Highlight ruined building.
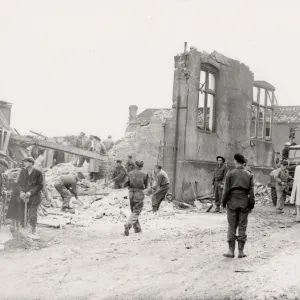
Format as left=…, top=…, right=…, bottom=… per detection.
left=110, top=46, right=276, bottom=200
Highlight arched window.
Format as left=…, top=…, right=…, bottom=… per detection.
left=198, top=64, right=218, bottom=132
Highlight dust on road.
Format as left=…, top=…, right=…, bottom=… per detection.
left=1, top=200, right=300, bottom=300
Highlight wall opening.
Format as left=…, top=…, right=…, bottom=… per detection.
left=251, top=84, right=274, bottom=141
left=198, top=64, right=218, bottom=132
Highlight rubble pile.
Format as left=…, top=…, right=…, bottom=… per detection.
left=254, top=183, right=272, bottom=204
left=38, top=188, right=179, bottom=227
left=107, top=132, right=137, bottom=158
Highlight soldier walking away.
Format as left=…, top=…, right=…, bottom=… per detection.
left=103, top=135, right=114, bottom=152
left=54, top=172, right=85, bottom=212
left=212, top=156, right=228, bottom=213
left=18, top=157, right=44, bottom=239
left=125, top=155, right=135, bottom=173
left=151, top=165, right=170, bottom=212
left=274, top=160, right=291, bottom=214
left=222, top=153, right=255, bottom=259
left=124, top=161, right=148, bottom=236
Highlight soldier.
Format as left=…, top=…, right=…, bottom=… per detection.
left=151, top=165, right=170, bottom=212
left=282, top=142, right=291, bottom=160
left=111, top=160, right=127, bottom=189
left=54, top=172, right=85, bottom=212
left=125, top=155, right=135, bottom=173
left=103, top=135, right=114, bottom=152
left=222, top=153, right=255, bottom=259
left=124, top=161, right=148, bottom=236
left=18, top=157, right=44, bottom=238
left=212, top=156, right=228, bottom=212
left=274, top=160, right=291, bottom=214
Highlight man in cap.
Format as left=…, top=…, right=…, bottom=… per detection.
left=124, top=161, right=148, bottom=236
left=54, top=172, right=85, bottom=212
left=282, top=142, right=291, bottom=161
left=18, top=157, right=43, bottom=238
left=103, top=135, right=114, bottom=152
left=212, top=156, right=228, bottom=213
left=125, top=155, right=135, bottom=174
left=111, top=160, right=127, bottom=189
left=151, top=165, right=170, bottom=212
left=273, top=160, right=292, bottom=213
left=222, top=153, right=255, bottom=259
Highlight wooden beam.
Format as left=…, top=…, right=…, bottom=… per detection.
left=10, top=133, right=108, bottom=161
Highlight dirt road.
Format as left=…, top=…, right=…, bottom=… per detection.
left=1, top=201, right=300, bottom=300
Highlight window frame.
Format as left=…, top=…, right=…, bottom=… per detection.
left=198, top=64, right=217, bottom=133
left=251, top=85, right=274, bottom=141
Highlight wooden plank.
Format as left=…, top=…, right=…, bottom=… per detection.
left=2, top=131, right=11, bottom=154
left=37, top=217, right=71, bottom=228
left=0, top=128, right=4, bottom=150
left=10, top=133, right=108, bottom=161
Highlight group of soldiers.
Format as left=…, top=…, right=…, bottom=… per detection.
left=2, top=154, right=171, bottom=239
left=3, top=148, right=296, bottom=259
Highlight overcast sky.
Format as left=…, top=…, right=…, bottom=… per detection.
left=0, top=0, right=298, bottom=140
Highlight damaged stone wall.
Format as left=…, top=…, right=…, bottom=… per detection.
left=172, top=48, right=275, bottom=199
left=108, top=108, right=172, bottom=173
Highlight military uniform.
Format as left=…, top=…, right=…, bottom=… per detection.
left=125, top=161, right=135, bottom=173
left=124, top=168, right=148, bottom=235
left=274, top=167, right=290, bottom=211
left=212, top=164, right=228, bottom=209
left=222, top=165, right=255, bottom=256
left=152, top=169, right=170, bottom=211
left=112, top=165, right=127, bottom=189
left=54, top=175, right=78, bottom=209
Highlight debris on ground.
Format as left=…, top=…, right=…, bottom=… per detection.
left=254, top=182, right=272, bottom=204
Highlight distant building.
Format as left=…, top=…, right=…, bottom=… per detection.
left=272, top=106, right=300, bottom=151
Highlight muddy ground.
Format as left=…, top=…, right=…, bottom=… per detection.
left=1, top=200, right=300, bottom=300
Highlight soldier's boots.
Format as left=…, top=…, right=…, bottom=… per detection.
left=124, top=224, right=130, bottom=236
left=134, top=227, right=142, bottom=233
left=28, top=226, right=40, bottom=240
left=238, top=241, right=247, bottom=258
left=32, top=226, right=37, bottom=235
left=223, top=241, right=235, bottom=258
left=214, top=206, right=220, bottom=213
